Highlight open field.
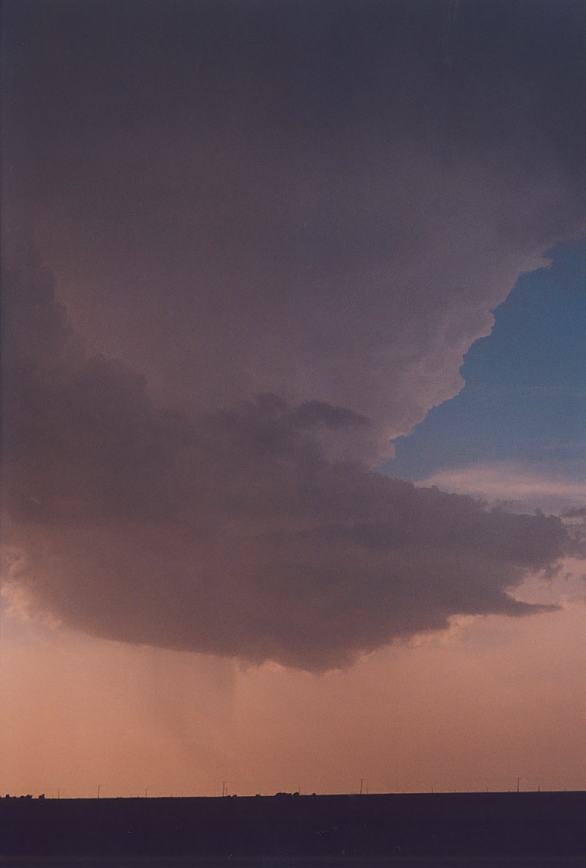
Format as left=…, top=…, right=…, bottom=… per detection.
left=1, top=791, right=586, bottom=866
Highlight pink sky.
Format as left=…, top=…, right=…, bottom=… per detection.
left=3, top=564, right=585, bottom=798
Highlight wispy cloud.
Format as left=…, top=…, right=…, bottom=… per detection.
left=421, top=463, right=586, bottom=515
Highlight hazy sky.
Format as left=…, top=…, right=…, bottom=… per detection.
left=1, top=0, right=585, bottom=796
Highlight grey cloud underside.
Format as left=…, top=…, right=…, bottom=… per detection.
left=4, top=1, right=586, bottom=454
left=2, top=1, right=585, bottom=668
left=1, top=260, right=574, bottom=671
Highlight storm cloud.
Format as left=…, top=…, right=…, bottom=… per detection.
left=2, top=0, right=585, bottom=668
left=1, top=252, right=578, bottom=670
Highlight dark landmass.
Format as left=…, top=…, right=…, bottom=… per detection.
left=1, top=791, right=586, bottom=867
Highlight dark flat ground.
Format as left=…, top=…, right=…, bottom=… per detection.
left=1, top=791, right=586, bottom=866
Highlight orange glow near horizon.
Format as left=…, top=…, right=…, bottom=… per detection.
left=2, top=569, right=585, bottom=799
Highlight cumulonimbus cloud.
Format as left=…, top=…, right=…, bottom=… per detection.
left=1, top=252, right=581, bottom=670
left=2, top=1, right=585, bottom=669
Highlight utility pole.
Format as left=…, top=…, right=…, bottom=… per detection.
left=222, top=781, right=228, bottom=797
left=97, top=784, right=101, bottom=800
left=516, top=777, right=520, bottom=793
